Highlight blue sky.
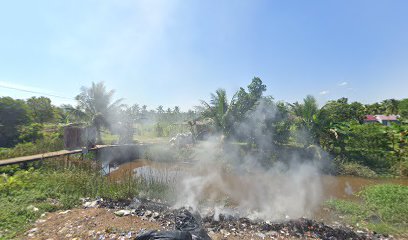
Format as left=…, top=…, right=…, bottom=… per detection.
left=0, top=0, right=407, bottom=110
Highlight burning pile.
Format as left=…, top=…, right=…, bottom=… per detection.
left=97, top=198, right=390, bottom=240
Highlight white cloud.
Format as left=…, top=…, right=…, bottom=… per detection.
left=338, top=81, right=348, bottom=86
left=319, top=90, right=329, bottom=95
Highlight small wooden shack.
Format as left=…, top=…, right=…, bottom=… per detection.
left=63, top=124, right=97, bottom=149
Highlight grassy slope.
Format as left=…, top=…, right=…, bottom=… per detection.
left=326, top=184, right=408, bottom=235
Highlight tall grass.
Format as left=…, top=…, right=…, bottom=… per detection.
left=326, top=184, right=408, bottom=235
left=0, top=156, right=174, bottom=239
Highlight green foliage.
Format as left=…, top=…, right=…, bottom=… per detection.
left=326, top=199, right=365, bottom=216
left=69, top=81, right=123, bottom=143
left=200, top=77, right=267, bottom=137
left=336, top=161, right=378, bottom=178
left=0, top=97, right=31, bottom=147
left=200, top=88, right=235, bottom=136
left=0, top=131, right=63, bottom=160
left=319, top=98, right=365, bottom=124
left=399, top=99, right=408, bottom=118
left=345, top=123, right=392, bottom=171
left=26, top=97, right=55, bottom=123
left=359, top=184, right=408, bottom=224
left=0, top=160, right=174, bottom=239
left=326, top=184, right=408, bottom=234
left=18, top=123, right=44, bottom=143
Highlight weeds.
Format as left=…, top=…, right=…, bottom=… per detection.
left=0, top=157, right=173, bottom=239
left=326, top=184, right=408, bottom=235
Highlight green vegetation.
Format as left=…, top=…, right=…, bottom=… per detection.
left=335, top=161, right=378, bottom=178
left=195, top=80, right=408, bottom=176
left=0, top=158, right=173, bottom=239
left=0, top=125, right=64, bottom=159
left=64, top=82, right=124, bottom=143
left=326, top=184, right=408, bottom=235
left=0, top=79, right=407, bottom=238
left=2, top=79, right=406, bottom=176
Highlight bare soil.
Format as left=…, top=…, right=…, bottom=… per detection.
left=22, top=208, right=278, bottom=240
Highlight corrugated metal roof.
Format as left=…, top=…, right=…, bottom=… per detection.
left=375, top=115, right=399, bottom=121
left=364, top=115, right=377, bottom=121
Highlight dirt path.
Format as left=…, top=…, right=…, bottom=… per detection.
left=22, top=208, right=276, bottom=240
left=23, top=208, right=162, bottom=239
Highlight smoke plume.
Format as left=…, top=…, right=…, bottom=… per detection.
left=174, top=100, right=325, bottom=221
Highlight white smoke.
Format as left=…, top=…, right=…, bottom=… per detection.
left=173, top=100, right=325, bottom=221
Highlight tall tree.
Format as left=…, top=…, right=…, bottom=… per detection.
left=289, top=95, right=319, bottom=145
left=73, top=82, right=123, bottom=143
left=200, top=88, right=235, bottom=136
left=290, top=95, right=318, bottom=124
left=382, top=99, right=400, bottom=115
left=233, top=77, right=267, bottom=122
left=0, top=97, right=31, bottom=147
left=399, top=99, right=408, bottom=118
left=26, top=96, right=55, bottom=123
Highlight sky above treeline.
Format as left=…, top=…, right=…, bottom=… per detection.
left=0, top=0, right=407, bottom=110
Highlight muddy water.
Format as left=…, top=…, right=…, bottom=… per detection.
left=321, top=175, right=408, bottom=201
left=109, top=159, right=408, bottom=201
left=108, top=159, right=408, bottom=223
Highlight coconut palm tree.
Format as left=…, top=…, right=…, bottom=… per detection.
left=200, top=88, right=235, bottom=136
left=382, top=99, right=400, bottom=115
left=67, top=82, right=123, bottom=143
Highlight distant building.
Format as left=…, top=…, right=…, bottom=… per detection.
left=363, top=115, right=378, bottom=124
left=363, top=115, right=399, bottom=126
left=375, top=115, right=399, bottom=126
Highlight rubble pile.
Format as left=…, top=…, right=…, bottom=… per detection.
left=97, top=198, right=392, bottom=240
left=203, top=214, right=367, bottom=239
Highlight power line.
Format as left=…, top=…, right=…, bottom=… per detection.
left=0, top=84, right=75, bottom=100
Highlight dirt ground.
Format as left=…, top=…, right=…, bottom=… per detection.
left=22, top=208, right=282, bottom=240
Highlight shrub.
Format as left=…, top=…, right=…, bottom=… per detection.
left=337, top=161, right=378, bottom=178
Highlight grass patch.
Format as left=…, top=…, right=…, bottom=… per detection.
left=326, top=184, right=408, bottom=235
left=0, top=158, right=174, bottom=239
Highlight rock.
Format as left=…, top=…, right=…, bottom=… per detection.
left=88, top=230, right=95, bottom=236
left=36, top=219, right=46, bottom=224
left=144, top=210, right=153, bottom=217
left=129, top=197, right=142, bottom=209
left=83, top=200, right=99, bottom=208
left=152, top=212, right=160, bottom=219
left=114, top=210, right=131, bottom=217
left=220, top=229, right=230, bottom=236
left=256, top=232, right=266, bottom=238
left=28, top=228, right=38, bottom=234
left=265, top=231, right=278, bottom=236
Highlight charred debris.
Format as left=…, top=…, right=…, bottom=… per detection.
left=93, top=198, right=390, bottom=240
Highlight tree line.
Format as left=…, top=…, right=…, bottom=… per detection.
left=1, top=79, right=407, bottom=175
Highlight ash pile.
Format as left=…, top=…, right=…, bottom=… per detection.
left=96, top=198, right=391, bottom=240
